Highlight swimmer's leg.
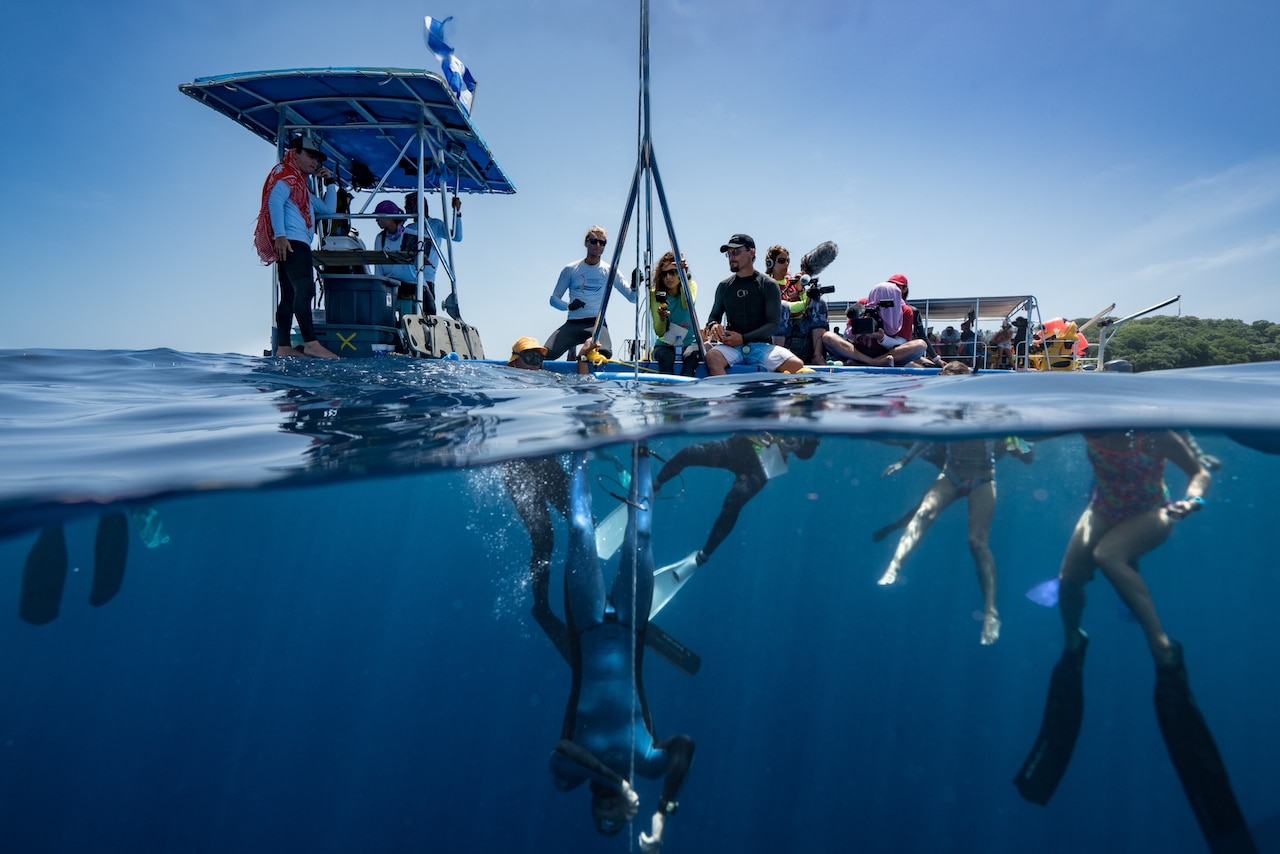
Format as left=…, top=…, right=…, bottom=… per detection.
left=967, top=481, right=999, bottom=644
left=1154, top=642, right=1257, bottom=853
left=89, top=511, right=129, bottom=607
left=19, top=525, right=68, bottom=625
left=878, top=475, right=955, bottom=586
left=1093, top=507, right=1177, bottom=665
left=701, top=469, right=766, bottom=562
left=1058, top=508, right=1102, bottom=653
left=564, top=452, right=605, bottom=630
left=612, top=446, right=655, bottom=629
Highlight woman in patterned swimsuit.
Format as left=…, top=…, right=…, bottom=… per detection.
left=1058, top=430, right=1210, bottom=665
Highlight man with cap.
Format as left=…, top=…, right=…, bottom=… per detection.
left=703, top=234, right=803, bottom=375
left=544, top=226, right=637, bottom=361
left=402, top=192, right=463, bottom=316
left=253, top=132, right=339, bottom=358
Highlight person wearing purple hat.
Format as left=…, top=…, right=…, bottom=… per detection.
left=369, top=200, right=428, bottom=311
left=702, top=234, right=803, bottom=375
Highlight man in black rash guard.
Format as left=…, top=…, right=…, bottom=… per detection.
left=654, top=434, right=820, bottom=567
left=703, top=233, right=804, bottom=375
left=546, top=447, right=694, bottom=852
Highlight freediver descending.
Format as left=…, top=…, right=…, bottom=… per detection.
left=544, top=448, right=694, bottom=852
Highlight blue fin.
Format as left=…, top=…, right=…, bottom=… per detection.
left=1026, top=577, right=1060, bottom=607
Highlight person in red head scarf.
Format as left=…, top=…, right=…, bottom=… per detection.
left=254, top=132, right=339, bottom=358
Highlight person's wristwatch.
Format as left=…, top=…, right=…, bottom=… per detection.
left=657, top=798, right=678, bottom=815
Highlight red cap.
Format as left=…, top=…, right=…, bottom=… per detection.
left=887, top=273, right=908, bottom=287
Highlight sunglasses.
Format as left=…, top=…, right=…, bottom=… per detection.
left=516, top=350, right=545, bottom=366
left=586, top=237, right=607, bottom=247
left=662, top=268, right=679, bottom=277
left=724, top=247, right=749, bottom=258
left=775, top=256, right=789, bottom=264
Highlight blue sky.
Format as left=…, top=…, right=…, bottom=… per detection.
left=1, top=0, right=1276, bottom=356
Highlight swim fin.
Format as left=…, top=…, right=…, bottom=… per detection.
left=645, top=622, right=701, bottom=676
left=651, top=551, right=701, bottom=618
left=594, top=503, right=628, bottom=560
left=1014, top=634, right=1088, bottom=805
left=1154, top=642, right=1257, bottom=853
left=19, top=525, right=68, bottom=625
left=89, top=511, right=129, bottom=607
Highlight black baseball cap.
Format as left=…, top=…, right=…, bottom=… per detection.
left=719, top=233, right=755, bottom=252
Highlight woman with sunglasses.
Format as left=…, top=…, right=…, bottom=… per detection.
left=649, top=251, right=701, bottom=376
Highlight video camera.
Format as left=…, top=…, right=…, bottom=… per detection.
left=799, top=274, right=835, bottom=301
left=847, top=298, right=896, bottom=336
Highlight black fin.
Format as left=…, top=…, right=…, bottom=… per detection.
left=1014, top=636, right=1088, bottom=804
left=89, top=511, right=129, bottom=607
left=1155, top=642, right=1257, bottom=854
left=645, top=622, right=701, bottom=676
left=19, top=525, right=68, bottom=625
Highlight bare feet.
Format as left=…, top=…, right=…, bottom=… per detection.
left=275, top=345, right=301, bottom=357
left=302, top=341, right=339, bottom=359
left=877, top=567, right=900, bottom=586
left=980, top=612, right=1001, bottom=645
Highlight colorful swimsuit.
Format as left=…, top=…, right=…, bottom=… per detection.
left=1085, top=432, right=1170, bottom=524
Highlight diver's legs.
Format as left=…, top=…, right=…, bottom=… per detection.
left=878, top=476, right=956, bottom=586
left=612, top=447, right=655, bottom=629
left=968, top=481, right=1000, bottom=644
left=1093, top=507, right=1177, bottom=665
left=564, top=452, right=605, bottom=630
left=89, top=511, right=129, bottom=607
left=701, top=470, right=767, bottom=560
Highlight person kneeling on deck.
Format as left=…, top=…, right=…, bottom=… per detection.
left=545, top=226, right=636, bottom=361
left=650, top=252, right=701, bottom=376
left=703, top=234, right=804, bottom=376
left=253, top=131, right=339, bottom=358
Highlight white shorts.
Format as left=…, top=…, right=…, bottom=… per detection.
left=711, top=341, right=795, bottom=371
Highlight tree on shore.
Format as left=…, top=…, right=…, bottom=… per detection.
left=1073, top=315, right=1280, bottom=371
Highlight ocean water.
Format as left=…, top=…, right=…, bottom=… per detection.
left=1, top=349, right=1278, bottom=853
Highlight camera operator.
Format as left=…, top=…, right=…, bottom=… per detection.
left=767, top=246, right=832, bottom=365
left=649, top=251, right=701, bottom=376
left=820, top=281, right=928, bottom=367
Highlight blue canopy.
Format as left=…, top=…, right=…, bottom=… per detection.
left=179, top=67, right=515, bottom=195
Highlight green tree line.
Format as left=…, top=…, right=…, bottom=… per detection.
left=1071, top=315, right=1280, bottom=371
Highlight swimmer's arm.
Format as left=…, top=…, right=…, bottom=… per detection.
left=883, top=442, right=929, bottom=478
left=553, top=739, right=627, bottom=790
left=1161, top=431, right=1210, bottom=518
left=641, top=734, right=695, bottom=853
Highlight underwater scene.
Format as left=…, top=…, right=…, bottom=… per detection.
left=1, top=350, right=1278, bottom=853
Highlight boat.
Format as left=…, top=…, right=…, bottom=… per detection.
left=179, top=66, right=516, bottom=359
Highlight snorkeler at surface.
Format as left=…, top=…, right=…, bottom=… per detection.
left=546, top=447, right=694, bottom=852
left=1015, top=429, right=1257, bottom=853
left=652, top=434, right=820, bottom=571
left=876, top=434, right=1034, bottom=645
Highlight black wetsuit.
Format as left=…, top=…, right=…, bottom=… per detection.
left=706, top=271, right=783, bottom=343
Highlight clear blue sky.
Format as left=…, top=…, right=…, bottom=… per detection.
left=1, top=0, right=1276, bottom=355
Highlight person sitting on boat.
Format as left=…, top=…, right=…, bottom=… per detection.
left=652, top=434, right=819, bottom=569
left=253, top=131, right=339, bottom=358
left=371, top=200, right=432, bottom=313
left=649, top=251, right=701, bottom=376
left=545, top=226, right=636, bottom=361
left=938, top=325, right=961, bottom=357
left=820, top=282, right=927, bottom=367
left=402, top=191, right=463, bottom=317
left=956, top=317, right=981, bottom=367
left=988, top=321, right=1015, bottom=369
left=543, top=448, right=695, bottom=852
left=703, top=234, right=804, bottom=375
left=767, top=245, right=830, bottom=365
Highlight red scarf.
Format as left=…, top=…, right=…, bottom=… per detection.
left=253, top=150, right=312, bottom=265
